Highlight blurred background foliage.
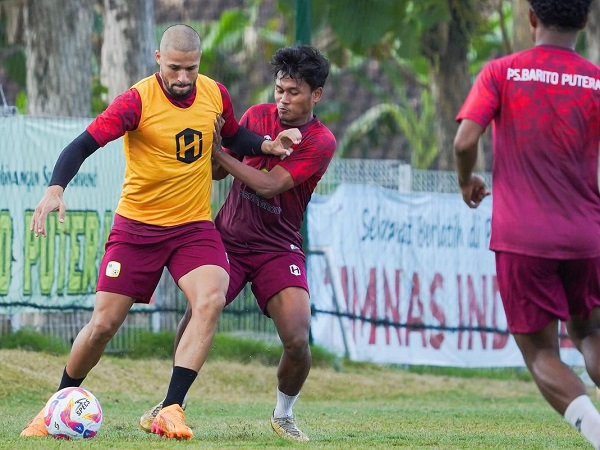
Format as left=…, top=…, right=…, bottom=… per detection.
left=0, top=0, right=598, bottom=170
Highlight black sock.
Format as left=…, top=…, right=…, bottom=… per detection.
left=57, top=367, right=85, bottom=390
left=163, top=366, right=198, bottom=408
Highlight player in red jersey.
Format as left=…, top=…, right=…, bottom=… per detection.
left=140, top=45, right=336, bottom=442
left=21, top=24, right=296, bottom=440
left=454, top=1, right=600, bottom=447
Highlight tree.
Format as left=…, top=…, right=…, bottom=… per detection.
left=318, top=0, right=479, bottom=169
left=336, top=88, right=437, bottom=168
left=0, top=0, right=24, bottom=47
left=586, top=2, right=600, bottom=64
left=24, top=0, right=93, bottom=116
left=420, top=0, right=479, bottom=170
left=0, top=0, right=26, bottom=111
left=100, top=0, right=155, bottom=103
left=512, top=0, right=530, bottom=52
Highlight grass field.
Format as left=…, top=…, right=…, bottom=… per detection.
left=0, top=348, right=593, bottom=449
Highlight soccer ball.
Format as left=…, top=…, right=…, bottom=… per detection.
left=44, top=387, right=103, bottom=439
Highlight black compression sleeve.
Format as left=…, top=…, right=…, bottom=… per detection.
left=221, top=125, right=266, bottom=156
left=49, top=130, right=100, bottom=188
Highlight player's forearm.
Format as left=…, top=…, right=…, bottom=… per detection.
left=212, top=149, right=276, bottom=198
left=49, top=131, right=100, bottom=188
left=454, top=146, right=478, bottom=187
left=211, top=158, right=229, bottom=180
left=453, top=119, right=484, bottom=187
left=221, top=125, right=265, bottom=156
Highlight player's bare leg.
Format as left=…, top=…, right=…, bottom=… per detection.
left=67, top=292, right=135, bottom=377
left=149, top=265, right=227, bottom=440
left=173, top=266, right=226, bottom=369
left=140, top=306, right=192, bottom=432
left=21, top=292, right=133, bottom=437
left=514, top=318, right=600, bottom=447
left=513, top=325, right=586, bottom=411
left=267, top=287, right=311, bottom=442
left=567, top=307, right=600, bottom=388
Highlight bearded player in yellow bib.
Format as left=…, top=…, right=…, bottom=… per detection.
left=21, top=24, right=299, bottom=440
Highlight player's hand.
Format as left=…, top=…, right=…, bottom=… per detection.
left=212, top=115, right=225, bottom=155
left=459, top=174, right=490, bottom=209
left=30, top=185, right=66, bottom=237
left=212, top=115, right=230, bottom=179
left=262, top=128, right=301, bottom=158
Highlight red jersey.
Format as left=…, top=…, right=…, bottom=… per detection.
left=457, top=45, right=600, bottom=258
left=215, top=103, right=336, bottom=253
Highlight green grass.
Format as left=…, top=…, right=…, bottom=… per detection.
left=0, top=335, right=593, bottom=449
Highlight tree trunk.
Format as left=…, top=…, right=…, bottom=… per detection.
left=423, top=1, right=477, bottom=171
left=512, top=0, right=531, bottom=52
left=100, top=0, right=155, bottom=103
left=24, top=0, right=92, bottom=117
left=586, top=2, right=600, bottom=65
left=0, top=0, right=25, bottom=45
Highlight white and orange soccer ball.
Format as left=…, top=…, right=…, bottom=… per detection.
left=44, top=387, right=103, bottom=439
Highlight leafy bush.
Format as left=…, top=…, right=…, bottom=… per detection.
left=309, top=342, right=338, bottom=368
left=403, top=364, right=533, bottom=382
left=0, top=328, right=338, bottom=369
left=210, top=333, right=282, bottom=365
left=119, top=330, right=338, bottom=368
left=0, top=328, right=69, bottom=355
left=121, top=331, right=175, bottom=360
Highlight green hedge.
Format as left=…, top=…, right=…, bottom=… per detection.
left=0, top=328, right=338, bottom=369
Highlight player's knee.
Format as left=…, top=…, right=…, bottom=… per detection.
left=282, top=333, right=310, bottom=360
left=191, top=289, right=226, bottom=317
left=86, top=320, right=119, bottom=346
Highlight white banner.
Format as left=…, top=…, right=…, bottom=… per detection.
left=307, top=184, right=582, bottom=367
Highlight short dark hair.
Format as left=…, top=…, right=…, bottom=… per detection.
left=270, top=45, right=330, bottom=91
left=527, top=0, right=593, bottom=31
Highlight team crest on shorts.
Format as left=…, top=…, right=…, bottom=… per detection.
left=106, top=261, right=121, bottom=277
left=289, top=264, right=301, bottom=276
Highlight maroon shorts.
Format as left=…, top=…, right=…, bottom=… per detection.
left=225, top=249, right=309, bottom=315
left=495, top=252, right=600, bottom=333
left=97, top=215, right=229, bottom=303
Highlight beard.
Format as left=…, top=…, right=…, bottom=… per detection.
left=165, top=82, right=193, bottom=99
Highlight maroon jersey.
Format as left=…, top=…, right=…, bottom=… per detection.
left=215, top=103, right=336, bottom=253
left=457, top=45, right=600, bottom=259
